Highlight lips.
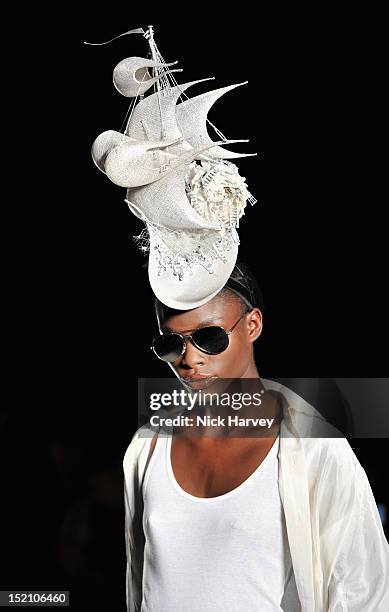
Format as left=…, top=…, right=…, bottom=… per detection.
left=181, top=374, right=213, bottom=382
left=180, top=375, right=218, bottom=389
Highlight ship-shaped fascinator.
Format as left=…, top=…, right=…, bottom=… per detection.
left=87, top=26, right=258, bottom=309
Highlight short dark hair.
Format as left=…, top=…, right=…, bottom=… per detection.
left=221, top=259, right=264, bottom=313
left=154, top=259, right=264, bottom=325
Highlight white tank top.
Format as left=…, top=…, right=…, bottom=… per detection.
left=141, top=433, right=301, bottom=611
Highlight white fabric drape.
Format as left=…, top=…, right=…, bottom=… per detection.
left=123, top=379, right=389, bottom=611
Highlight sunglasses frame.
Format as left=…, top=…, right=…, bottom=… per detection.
left=150, top=309, right=250, bottom=362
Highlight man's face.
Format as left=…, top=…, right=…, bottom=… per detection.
left=158, top=294, right=262, bottom=390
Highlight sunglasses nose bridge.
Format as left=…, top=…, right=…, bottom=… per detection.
left=181, top=333, right=197, bottom=353
left=180, top=332, right=210, bottom=359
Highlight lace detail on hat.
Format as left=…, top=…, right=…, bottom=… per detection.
left=134, top=159, right=256, bottom=281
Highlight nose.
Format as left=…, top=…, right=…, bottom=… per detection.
left=179, top=337, right=206, bottom=368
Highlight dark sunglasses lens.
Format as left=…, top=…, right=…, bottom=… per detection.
left=152, top=334, right=184, bottom=362
left=192, top=326, right=229, bottom=354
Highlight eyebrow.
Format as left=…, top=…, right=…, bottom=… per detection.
left=161, top=316, right=222, bottom=334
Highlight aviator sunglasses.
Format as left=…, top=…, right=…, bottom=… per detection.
left=150, top=310, right=250, bottom=362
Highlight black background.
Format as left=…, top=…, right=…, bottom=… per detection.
left=2, top=12, right=387, bottom=611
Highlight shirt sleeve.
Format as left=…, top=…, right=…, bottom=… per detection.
left=320, top=449, right=389, bottom=611
left=123, top=435, right=146, bottom=612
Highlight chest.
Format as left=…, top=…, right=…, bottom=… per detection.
left=170, top=435, right=278, bottom=498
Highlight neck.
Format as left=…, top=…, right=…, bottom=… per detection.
left=241, top=360, right=260, bottom=379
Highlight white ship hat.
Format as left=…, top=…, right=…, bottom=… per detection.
left=88, top=26, right=258, bottom=309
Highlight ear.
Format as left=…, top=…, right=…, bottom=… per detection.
left=246, top=308, right=263, bottom=343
